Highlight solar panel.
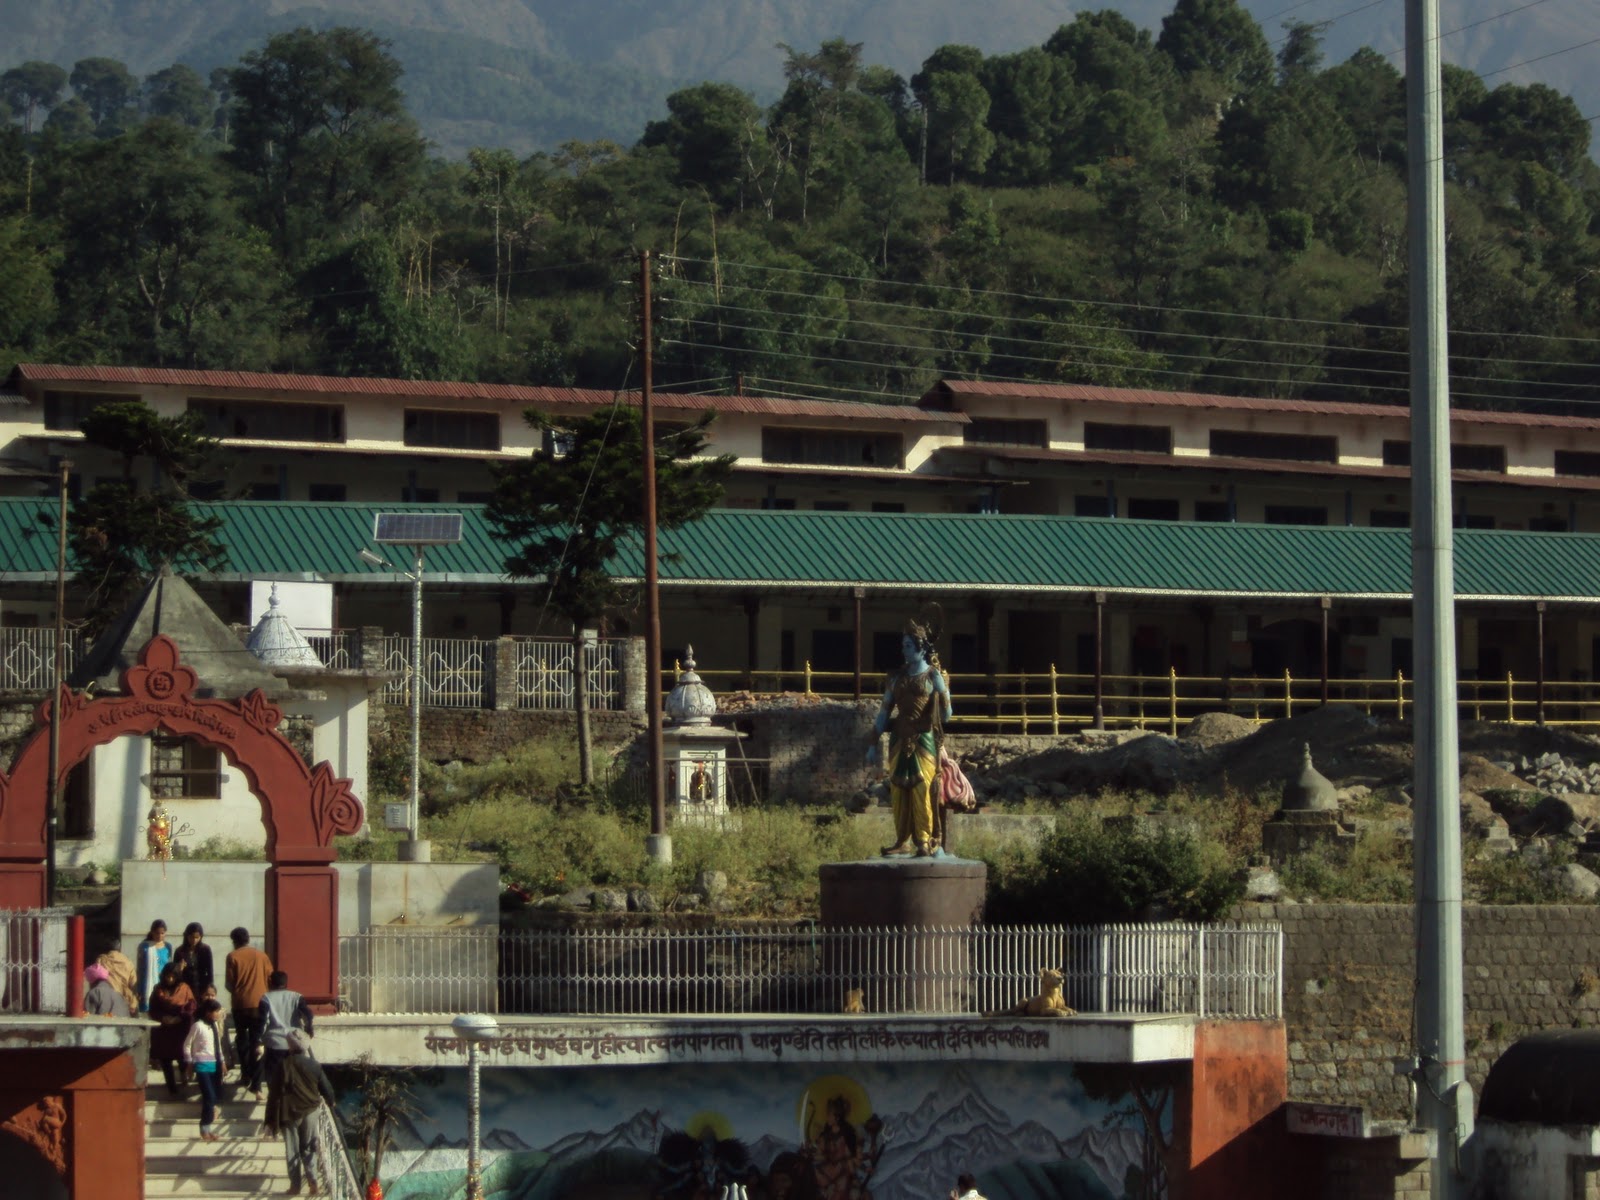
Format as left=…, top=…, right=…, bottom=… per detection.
left=372, top=512, right=464, bottom=545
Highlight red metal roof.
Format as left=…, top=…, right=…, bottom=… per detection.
left=924, top=379, right=1600, bottom=432
left=934, top=443, right=1600, bottom=492
left=10, top=364, right=963, bottom=424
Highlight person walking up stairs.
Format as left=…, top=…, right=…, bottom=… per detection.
left=142, top=1079, right=289, bottom=1198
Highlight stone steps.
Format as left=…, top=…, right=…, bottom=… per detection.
left=144, top=1082, right=294, bottom=1200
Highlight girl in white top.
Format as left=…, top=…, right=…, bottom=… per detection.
left=182, top=999, right=234, bottom=1140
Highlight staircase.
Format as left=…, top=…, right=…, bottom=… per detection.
left=144, top=1082, right=292, bottom=1198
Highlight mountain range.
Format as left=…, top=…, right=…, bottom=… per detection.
left=11, top=1, right=1579, bottom=159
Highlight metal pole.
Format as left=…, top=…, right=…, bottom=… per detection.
left=47, top=461, right=68, bottom=906
left=641, top=249, right=670, bottom=865
left=852, top=587, right=864, bottom=701
left=1407, top=0, right=1470, bottom=1187
left=1535, top=602, right=1546, bottom=727
left=406, top=547, right=429, bottom=861
left=1093, top=592, right=1106, bottom=731
left=1320, top=596, right=1331, bottom=707
left=466, top=1040, right=483, bottom=1200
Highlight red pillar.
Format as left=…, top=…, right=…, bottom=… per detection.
left=66, top=917, right=83, bottom=1018
left=1186, top=1020, right=1289, bottom=1200
left=266, top=866, right=340, bottom=1010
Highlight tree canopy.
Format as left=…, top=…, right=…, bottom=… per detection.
left=0, top=14, right=1595, bottom=411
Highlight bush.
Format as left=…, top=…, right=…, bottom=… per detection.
left=983, top=811, right=1244, bottom=924
left=1280, top=825, right=1413, bottom=903
left=421, top=738, right=582, bottom=815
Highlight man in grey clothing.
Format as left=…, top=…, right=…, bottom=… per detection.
left=257, top=970, right=314, bottom=1089
left=266, top=1028, right=337, bottom=1197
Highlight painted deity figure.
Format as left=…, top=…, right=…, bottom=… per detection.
left=866, top=616, right=953, bottom=858
left=146, top=802, right=174, bottom=861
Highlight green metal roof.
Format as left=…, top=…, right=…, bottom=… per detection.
left=1, top=498, right=1598, bottom=602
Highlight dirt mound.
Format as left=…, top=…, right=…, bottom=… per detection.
left=1460, top=754, right=1530, bottom=795
left=1051, top=732, right=1197, bottom=796
left=1180, top=711, right=1257, bottom=749
left=1216, top=706, right=1400, bottom=795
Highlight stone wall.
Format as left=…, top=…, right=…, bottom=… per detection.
left=725, top=699, right=878, bottom=802
left=1244, top=901, right=1600, bottom=1122
left=403, top=705, right=643, bottom=765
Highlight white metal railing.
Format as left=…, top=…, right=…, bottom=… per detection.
left=0, top=907, right=71, bottom=1014
left=338, top=922, right=1281, bottom=1019
left=513, top=637, right=621, bottom=711
left=306, top=631, right=358, bottom=671
left=376, top=635, right=491, bottom=709
left=310, top=1100, right=361, bottom=1200
left=0, top=629, right=83, bottom=692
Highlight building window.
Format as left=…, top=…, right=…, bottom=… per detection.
left=403, top=486, right=441, bottom=503
left=872, top=502, right=906, bottom=513
left=761, top=428, right=904, bottom=468
left=245, top=483, right=282, bottom=500
left=1264, top=505, right=1327, bottom=525
left=1211, top=430, right=1337, bottom=463
left=812, top=500, right=850, bottom=510
left=1384, top=440, right=1506, bottom=473
left=150, top=736, right=221, bottom=800
left=457, top=491, right=493, bottom=505
left=1074, top=494, right=1115, bottom=518
left=964, top=418, right=1047, bottom=448
left=308, top=483, right=347, bottom=502
left=1454, top=513, right=1494, bottom=529
left=1528, top=516, right=1568, bottom=532
left=404, top=409, right=500, bottom=450
left=189, top=399, right=344, bottom=443
left=1194, top=501, right=1232, bottom=522
left=1085, top=422, right=1172, bottom=454
left=1369, top=509, right=1408, bottom=527
left=1127, top=497, right=1180, bottom=520
left=1556, top=451, right=1600, bottom=477
left=43, top=391, right=137, bottom=431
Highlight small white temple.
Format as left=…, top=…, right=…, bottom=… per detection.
left=662, top=646, right=743, bottom=825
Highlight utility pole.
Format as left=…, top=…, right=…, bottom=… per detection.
left=1406, top=0, right=1470, bottom=1190
left=641, top=249, right=670, bottom=865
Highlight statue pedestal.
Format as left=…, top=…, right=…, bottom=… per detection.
left=818, top=857, right=987, bottom=1014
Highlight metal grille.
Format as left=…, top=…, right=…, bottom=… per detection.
left=0, top=908, right=70, bottom=1014
left=310, top=1100, right=363, bottom=1200
left=513, top=638, right=621, bottom=711
left=376, top=636, right=491, bottom=708
left=337, top=922, right=1281, bottom=1019
left=0, top=629, right=82, bottom=693
left=306, top=631, right=358, bottom=670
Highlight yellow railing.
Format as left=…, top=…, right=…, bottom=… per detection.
left=685, top=664, right=1600, bottom=733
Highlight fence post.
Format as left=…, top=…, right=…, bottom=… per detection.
left=1283, top=669, right=1293, bottom=719
left=1050, top=665, right=1059, bottom=736
left=492, top=636, right=518, bottom=711
left=1396, top=670, right=1405, bottom=720
left=1099, top=929, right=1110, bottom=1013
left=1506, top=671, right=1516, bottom=723
left=66, top=915, right=83, bottom=1018
left=1195, top=926, right=1206, bottom=1019
left=1019, top=672, right=1028, bottom=735
left=1169, top=668, right=1178, bottom=736
left=804, top=660, right=813, bottom=697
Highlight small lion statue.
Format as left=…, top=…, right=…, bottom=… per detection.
left=842, top=988, right=866, bottom=1014
left=994, top=967, right=1076, bottom=1017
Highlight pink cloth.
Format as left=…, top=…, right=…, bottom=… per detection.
left=939, top=751, right=977, bottom=812
left=84, top=963, right=110, bottom=986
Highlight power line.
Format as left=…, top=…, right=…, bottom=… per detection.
left=1480, top=32, right=1600, bottom=79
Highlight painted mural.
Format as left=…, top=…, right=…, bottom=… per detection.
left=353, top=1059, right=1175, bottom=1200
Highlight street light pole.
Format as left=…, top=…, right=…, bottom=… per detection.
left=46, top=460, right=70, bottom=906
left=451, top=1013, right=499, bottom=1200
left=407, top=546, right=427, bottom=862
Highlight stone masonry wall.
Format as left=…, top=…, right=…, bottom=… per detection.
left=1243, top=901, right=1600, bottom=1122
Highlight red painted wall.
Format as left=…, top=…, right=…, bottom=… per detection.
left=0, top=1047, right=144, bottom=1200
left=1185, top=1020, right=1288, bottom=1200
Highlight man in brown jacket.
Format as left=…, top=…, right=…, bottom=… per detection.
left=224, top=927, right=273, bottom=1097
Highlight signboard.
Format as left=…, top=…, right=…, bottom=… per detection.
left=384, top=803, right=411, bottom=832
left=1285, top=1102, right=1367, bottom=1139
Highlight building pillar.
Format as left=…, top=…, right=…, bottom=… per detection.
left=493, top=636, right=519, bottom=711
left=620, top=636, right=648, bottom=717
left=266, top=864, right=339, bottom=1010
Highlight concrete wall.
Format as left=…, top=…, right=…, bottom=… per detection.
left=117, top=860, right=500, bottom=961
left=1472, top=1123, right=1600, bottom=1200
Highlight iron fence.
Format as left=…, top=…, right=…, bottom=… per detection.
left=376, top=635, right=493, bottom=709
left=513, top=637, right=621, bottom=711
left=0, top=629, right=83, bottom=693
left=337, top=922, right=1281, bottom=1020
left=306, top=630, right=359, bottom=671
left=0, top=907, right=71, bottom=1014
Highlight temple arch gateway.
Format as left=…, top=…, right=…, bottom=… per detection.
left=0, top=635, right=364, bottom=1005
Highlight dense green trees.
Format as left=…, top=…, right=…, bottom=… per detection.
left=0, top=12, right=1596, bottom=410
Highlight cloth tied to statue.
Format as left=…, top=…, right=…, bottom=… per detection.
left=939, top=750, right=977, bottom=812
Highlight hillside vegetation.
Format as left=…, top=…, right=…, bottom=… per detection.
left=2, top=5, right=1597, bottom=412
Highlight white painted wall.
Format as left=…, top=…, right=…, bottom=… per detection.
left=118, top=859, right=501, bottom=962
left=1470, top=1121, right=1600, bottom=1200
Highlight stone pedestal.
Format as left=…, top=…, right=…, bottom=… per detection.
left=819, top=857, right=986, bottom=1014
left=1261, top=809, right=1356, bottom=865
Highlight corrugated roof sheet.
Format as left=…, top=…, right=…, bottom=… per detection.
left=6, top=498, right=1600, bottom=601
left=925, top=379, right=1600, bottom=432
left=9, top=364, right=961, bottom=424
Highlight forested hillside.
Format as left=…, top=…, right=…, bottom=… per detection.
left=1, top=3, right=1597, bottom=412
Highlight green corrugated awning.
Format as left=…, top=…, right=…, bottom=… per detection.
left=1, top=497, right=1598, bottom=602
